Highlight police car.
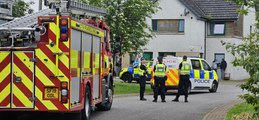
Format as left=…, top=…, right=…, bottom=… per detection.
left=151, top=56, right=219, bottom=93
left=119, top=61, right=153, bottom=83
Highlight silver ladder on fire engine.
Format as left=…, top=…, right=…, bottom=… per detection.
left=0, top=0, right=106, bottom=29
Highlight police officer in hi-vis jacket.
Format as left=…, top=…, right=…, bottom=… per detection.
left=153, top=56, right=167, bottom=103
left=172, top=56, right=191, bottom=102
left=139, top=57, right=147, bottom=101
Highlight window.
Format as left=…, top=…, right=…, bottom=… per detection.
left=214, top=53, right=225, bottom=67
left=129, top=52, right=137, bottom=65
left=158, top=52, right=176, bottom=57
left=178, top=19, right=185, bottom=32
left=152, top=19, right=158, bottom=32
left=202, top=60, right=211, bottom=71
left=152, top=19, right=185, bottom=33
left=143, top=52, right=153, bottom=61
left=191, top=60, right=201, bottom=70
left=210, top=23, right=225, bottom=35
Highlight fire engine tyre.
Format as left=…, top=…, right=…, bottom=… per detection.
left=122, top=73, right=133, bottom=83
left=81, top=86, right=91, bottom=120
left=97, top=82, right=114, bottom=111
left=209, top=81, right=218, bottom=93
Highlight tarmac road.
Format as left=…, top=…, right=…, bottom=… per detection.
left=91, top=81, right=245, bottom=120
left=5, top=80, right=245, bottom=120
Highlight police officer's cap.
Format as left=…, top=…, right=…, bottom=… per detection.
left=157, top=56, right=163, bottom=61
left=183, top=55, right=187, bottom=60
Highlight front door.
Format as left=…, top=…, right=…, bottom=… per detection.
left=12, top=51, right=35, bottom=108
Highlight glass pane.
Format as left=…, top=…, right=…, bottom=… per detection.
left=152, top=19, right=158, bottom=32
left=213, top=24, right=225, bottom=34
left=178, top=20, right=184, bottom=32
left=202, top=60, right=211, bottom=70
left=191, top=60, right=201, bottom=70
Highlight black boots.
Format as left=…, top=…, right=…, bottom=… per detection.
left=184, top=97, right=188, bottom=103
left=172, top=98, right=179, bottom=102
left=140, top=98, right=147, bottom=101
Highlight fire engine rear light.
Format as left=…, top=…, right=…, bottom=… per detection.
left=61, top=96, right=68, bottom=103
left=61, top=19, right=68, bottom=25
left=59, top=18, right=69, bottom=42
left=61, top=89, right=68, bottom=96
left=61, top=82, right=68, bottom=89
left=61, top=34, right=67, bottom=41
left=60, top=26, right=68, bottom=33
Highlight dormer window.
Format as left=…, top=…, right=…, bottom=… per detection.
left=209, top=22, right=226, bottom=35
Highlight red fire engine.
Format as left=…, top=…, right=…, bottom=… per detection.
left=0, top=1, right=113, bottom=120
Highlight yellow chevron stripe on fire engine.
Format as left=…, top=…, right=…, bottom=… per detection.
left=36, top=49, right=69, bottom=80
left=13, top=64, right=33, bottom=91
left=0, top=52, right=9, bottom=63
left=35, top=87, right=58, bottom=110
left=47, top=42, right=69, bottom=72
left=0, top=84, right=10, bottom=106
left=35, top=66, right=54, bottom=86
left=12, top=84, right=32, bottom=107
left=0, top=64, right=10, bottom=83
left=15, top=52, right=34, bottom=72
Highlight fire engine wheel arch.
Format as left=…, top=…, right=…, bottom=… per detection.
left=121, top=72, right=133, bottom=83
left=209, top=80, right=218, bottom=93
left=81, top=85, right=91, bottom=120
left=97, top=75, right=114, bottom=111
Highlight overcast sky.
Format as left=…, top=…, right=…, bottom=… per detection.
left=23, top=0, right=47, bottom=12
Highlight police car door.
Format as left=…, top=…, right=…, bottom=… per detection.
left=201, top=60, right=213, bottom=87
left=190, top=59, right=202, bottom=88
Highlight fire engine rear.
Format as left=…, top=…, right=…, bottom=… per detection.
left=0, top=1, right=114, bottom=120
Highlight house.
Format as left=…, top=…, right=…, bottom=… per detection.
left=0, top=0, right=13, bottom=24
left=121, top=0, right=256, bottom=80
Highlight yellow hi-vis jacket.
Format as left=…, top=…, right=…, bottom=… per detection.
left=154, top=64, right=167, bottom=77
left=180, top=61, right=191, bottom=75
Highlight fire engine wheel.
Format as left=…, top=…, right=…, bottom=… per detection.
left=81, top=86, right=91, bottom=120
left=97, top=82, right=114, bottom=111
left=209, top=81, right=218, bottom=93
left=122, top=73, right=133, bottom=83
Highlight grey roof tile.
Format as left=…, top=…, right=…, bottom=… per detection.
left=179, top=0, right=241, bottom=20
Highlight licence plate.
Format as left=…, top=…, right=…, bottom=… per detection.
left=44, top=88, right=58, bottom=99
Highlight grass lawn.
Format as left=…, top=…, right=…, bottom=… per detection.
left=226, top=102, right=255, bottom=120
left=114, top=81, right=153, bottom=95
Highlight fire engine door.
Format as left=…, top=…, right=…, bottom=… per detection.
left=92, top=36, right=101, bottom=99
left=12, top=51, right=35, bottom=108
left=0, top=51, right=11, bottom=108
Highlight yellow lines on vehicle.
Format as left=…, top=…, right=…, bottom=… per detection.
left=0, top=84, right=10, bottom=104
left=0, top=64, right=10, bottom=83
left=34, top=87, right=58, bottom=110
left=12, top=84, right=32, bottom=107
left=35, top=66, right=54, bottom=86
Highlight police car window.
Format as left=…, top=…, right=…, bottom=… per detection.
left=202, top=60, right=211, bottom=70
left=191, top=60, right=201, bottom=70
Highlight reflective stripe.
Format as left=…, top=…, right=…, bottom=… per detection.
left=180, top=61, right=191, bottom=75
left=154, top=64, right=166, bottom=77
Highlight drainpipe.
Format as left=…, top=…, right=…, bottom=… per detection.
left=204, top=21, right=207, bottom=59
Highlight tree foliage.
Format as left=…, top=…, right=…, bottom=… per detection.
left=12, top=0, right=34, bottom=17
left=81, top=0, right=159, bottom=54
left=224, top=0, right=259, bottom=117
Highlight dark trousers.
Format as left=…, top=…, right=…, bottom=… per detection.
left=176, top=75, right=190, bottom=99
left=139, top=76, right=146, bottom=99
left=153, top=76, right=166, bottom=100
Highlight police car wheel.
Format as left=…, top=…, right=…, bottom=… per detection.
left=122, top=73, right=133, bottom=83
left=209, top=81, right=218, bottom=93
left=81, top=86, right=91, bottom=120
